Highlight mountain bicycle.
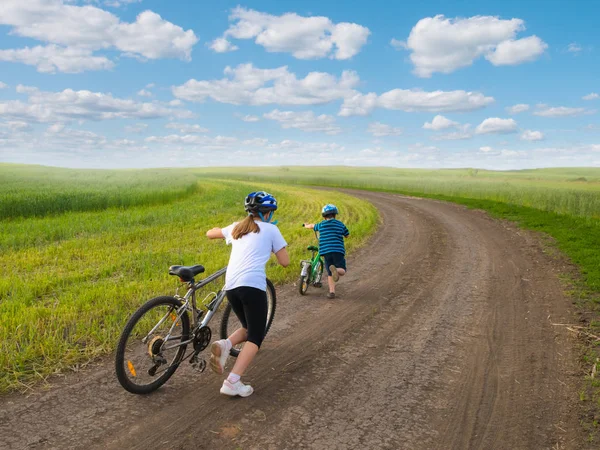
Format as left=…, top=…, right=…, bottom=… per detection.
left=115, top=264, right=276, bottom=395
left=299, top=225, right=324, bottom=295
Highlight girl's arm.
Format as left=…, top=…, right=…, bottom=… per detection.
left=206, top=228, right=225, bottom=239
left=274, top=247, right=290, bottom=267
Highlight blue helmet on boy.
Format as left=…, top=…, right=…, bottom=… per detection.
left=321, top=204, right=338, bottom=217
left=245, top=191, right=278, bottom=213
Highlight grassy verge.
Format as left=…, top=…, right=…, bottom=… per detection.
left=0, top=177, right=378, bottom=393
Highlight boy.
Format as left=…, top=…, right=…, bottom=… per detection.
left=303, top=204, right=349, bottom=299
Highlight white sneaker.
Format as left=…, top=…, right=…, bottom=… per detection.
left=220, top=379, right=253, bottom=397
left=209, top=339, right=230, bottom=374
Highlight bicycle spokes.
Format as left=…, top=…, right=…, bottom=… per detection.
left=122, top=304, right=185, bottom=386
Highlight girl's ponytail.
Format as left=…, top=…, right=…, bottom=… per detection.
left=232, top=215, right=260, bottom=239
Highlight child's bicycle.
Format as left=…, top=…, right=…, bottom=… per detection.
left=114, top=264, right=276, bottom=395
left=299, top=225, right=324, bottom=295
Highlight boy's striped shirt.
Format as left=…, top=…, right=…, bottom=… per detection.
left=314, top=219, right=349, bottom=255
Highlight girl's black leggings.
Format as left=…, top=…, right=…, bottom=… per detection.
left=225, top=286, right=268, bottom=347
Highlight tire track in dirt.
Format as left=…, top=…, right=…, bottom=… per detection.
left=0, top=191, right=581, bottom=450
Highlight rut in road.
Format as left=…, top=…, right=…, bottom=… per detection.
left=0, top=191, right=580, bottom=450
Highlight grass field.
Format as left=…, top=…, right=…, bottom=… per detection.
left=3, top=163, right=600, bottom=425
left=0, top=165, right=379, bottom=393
left=197, top=166, right=600, bottom=290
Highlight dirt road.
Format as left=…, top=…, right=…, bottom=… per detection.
left=0, top=191, right=581, bottom=449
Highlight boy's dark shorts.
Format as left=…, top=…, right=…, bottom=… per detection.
left=323, top=252, right=347, bottom=275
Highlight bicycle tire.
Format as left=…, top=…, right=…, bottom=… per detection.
left=313, top=259, right=324, bottom=286
left=115, top=296, right=190, bottom=395
left=299, top=274, right=309, bottom=295
left=220, top=279, right=277, bottom=358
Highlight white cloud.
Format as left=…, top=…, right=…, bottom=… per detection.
left=172, top=63, right=360, bottom=106
left=101, top=0, right=142, bottom=7
left=266, top=140, right=345, bottom=153
left=209, top=38, right=239, bottom=53
left=480, top=146, right=493, bottom=153
left=394, top=15, right=547, bottom=77
left=124, top=123, right=148, bottom=133
left=408, top=142, right=439, bottom=153
left=339, top=89, right=493, bottom=116
left=240, top=114, right=260, bottom=122
left=431, top=129, right=473, bottom=140
left=583, top=93, right=599, bottom=101
left=475, top=117, right=518, bottom=134
left=145, top=83, right=155, bottom=89
left=264, top=109, right=341, bottom=134
left=0, top=45, right=114, bottom=73
left=0, top=1, right=198, bottom=72
left=0, top=85, right=193, bottom=123
left=242, top=138, right=268, bottom=146
left=423, top=115, right=459, bottom=130
left=137, top=89, right=152, bottom=97
left=46, top=123, right=65, bottom=133
left=485, top=36, right=547, bottom=65
left=0, top=120, right=32, bottom=131
left=506, top=103, right=530, bottom=114
left=521, top=130, right=544, bottom=141
left=212, top=7, right=370, bottom=60
left=568, top=43, right=582, bottom=53
left=0, top=82, right=7, bottom=89
left=145, top=134, right=238, bottom=149
left=173, top=63, right=494, bottom=116
left=534, top=105, right=593, bottom=117
left=367, top=122, right=402, bottom=137
left=165, top=122, right=209, bottom=133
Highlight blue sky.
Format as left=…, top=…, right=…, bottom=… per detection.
left=0, top=0, right=598, bottom=169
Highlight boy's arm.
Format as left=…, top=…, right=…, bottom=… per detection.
left=303, top=223, right=316, bottom=229
left=343, top=224, right=350, bottom=238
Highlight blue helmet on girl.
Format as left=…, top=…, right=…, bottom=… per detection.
left=321, top=204, right=338, bottom=217
left=245, top=191, right=278, bottom=223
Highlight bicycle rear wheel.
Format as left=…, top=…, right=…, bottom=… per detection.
left=220, top=279, right=276, bottom=358
left=115, top=296, right=190, bottom=394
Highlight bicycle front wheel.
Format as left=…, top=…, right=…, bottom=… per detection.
left=220, top=279, right=277, bottom=358
left=299, top=274, right=309, bottom=295
left=115, top=296, right=190, bottom=394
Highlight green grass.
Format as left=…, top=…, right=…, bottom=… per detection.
left=0, top=168, right=378, bottom=393
left=194, top=166, right=600, bottom=220
left=0, top=164, right=201, bottom=219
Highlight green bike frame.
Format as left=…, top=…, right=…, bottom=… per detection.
left=299, top=234, right=324, bottom=295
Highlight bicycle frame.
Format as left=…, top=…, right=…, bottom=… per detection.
left=147, top=267, right=228, bottom=352
left=301, top=230, right=324, bottom=285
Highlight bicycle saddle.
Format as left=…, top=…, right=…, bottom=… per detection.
left=307, top=245, right=319, bottom=251
left=168, top=265, right=205, bottom=282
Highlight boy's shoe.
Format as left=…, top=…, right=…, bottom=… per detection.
left=329, top=265, right=339, bottom=282
left=327, top=292, right=336, bottom=299
left=210, top=340, right=229, bottom=374
left=220, top=379, right=253, bottom=397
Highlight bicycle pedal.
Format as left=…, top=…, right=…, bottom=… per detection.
left=191, top=358, right=207, bottom=373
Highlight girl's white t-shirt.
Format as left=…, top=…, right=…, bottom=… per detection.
left=221, top=221, right=287, bottom=291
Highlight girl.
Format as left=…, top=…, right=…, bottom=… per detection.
left=206, top=191, right=289, bottom=397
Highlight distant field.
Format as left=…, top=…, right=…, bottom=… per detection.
left=0, top=165, right=378, bottom=393
left=196, top=166, right=600, bottom=220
